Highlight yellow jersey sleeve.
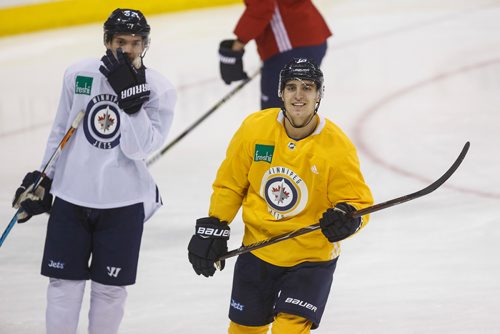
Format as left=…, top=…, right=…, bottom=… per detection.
left=208, top=116, right=252, bottom=223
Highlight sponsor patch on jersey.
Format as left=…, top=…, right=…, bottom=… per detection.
left=259, top=166, right=308, bottom=219
left=83, top=94, right=121, bottom=149
left=254, top=144, right=274, bottom=163
left=75, top=76, right=93, bottom=95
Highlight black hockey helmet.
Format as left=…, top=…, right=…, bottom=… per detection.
left=278, top=58, right=324, bottom=98
left=103, top=8, right=150, bottom=45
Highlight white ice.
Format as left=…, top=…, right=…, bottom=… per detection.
left=1, top=0, right=499, bottom=333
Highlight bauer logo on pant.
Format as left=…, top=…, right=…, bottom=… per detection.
left=284, top=297, right=318, bottom=312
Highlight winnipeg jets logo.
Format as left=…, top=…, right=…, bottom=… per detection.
left=83, top=94, right=121, bottom=150
left=272, top=179, right=289, bottom=204
left=97, top=107, right=115, bottom=132
left=260, top=166, right=308, bottom=220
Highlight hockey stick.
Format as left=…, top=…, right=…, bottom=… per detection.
left=0, top=110, right=85, bottom=248
left=146, top=69, right=261, bottom=166
left=216, top=141, right=470, bottom=262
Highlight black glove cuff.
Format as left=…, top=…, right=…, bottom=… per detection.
left=219, top=39, right=244, bottom=59
left=195, top=217, right=230, bottom=239
left=39, top=174, right=52, bottom=189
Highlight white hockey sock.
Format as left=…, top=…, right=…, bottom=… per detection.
left=88, top=280, right=127, bottom=334
left=46, top=278, right=86, bottom=334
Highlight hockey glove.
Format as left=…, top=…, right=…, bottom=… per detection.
left=99, top=48, right=150, bottom=115
left=12, top=170, right=53, bottom=223
left=219, top=39, right=248, bottom=85
left=320, top=202, right=361, bottom=243
left=188, top=217, right=230, bottom=277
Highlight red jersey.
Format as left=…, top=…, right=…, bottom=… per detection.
left=234, top=0, right=332, bottom=61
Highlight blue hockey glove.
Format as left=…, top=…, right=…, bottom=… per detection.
left=320, top=202, right=361, bottom=242
left=12, top=170, right=53, bottom=223
left=99, top=48, right=150, bottom=115
left=219, top=39, right=248, bottom=85
left=188, top=217, right=230, bottom=277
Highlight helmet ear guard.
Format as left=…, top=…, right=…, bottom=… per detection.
left=278, top=58, right=324, bottom=98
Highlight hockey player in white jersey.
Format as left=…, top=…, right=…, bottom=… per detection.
left=11, top=8, right=176, bottom=334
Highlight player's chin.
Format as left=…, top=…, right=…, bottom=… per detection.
left=128, top=56, right=141, bottom=69
left=288, top=115, right=308, bottom=127
left=288, top=108, right=309, bottom=119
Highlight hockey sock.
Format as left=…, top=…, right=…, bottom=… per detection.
left=271, top=313, right=312, bottom=334
left=88, top=280, right=127, bottom=334
left=46, top=278, right=86, bottom=334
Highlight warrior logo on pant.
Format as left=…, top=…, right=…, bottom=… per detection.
left=107, top=267, right=122, bottom=278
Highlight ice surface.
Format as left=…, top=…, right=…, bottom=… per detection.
left=1, top=0, right=499, bottom=333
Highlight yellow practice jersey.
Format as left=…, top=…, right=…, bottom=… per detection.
left=209, top=108, right=373, bottom=267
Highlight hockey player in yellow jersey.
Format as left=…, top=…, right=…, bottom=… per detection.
left=188, top=58, right=373, bottom=333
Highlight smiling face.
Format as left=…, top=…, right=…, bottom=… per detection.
left=281, top=79, right=320, bottom=127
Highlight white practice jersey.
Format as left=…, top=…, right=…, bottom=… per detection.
left=41, top=58, right=176, bottom=216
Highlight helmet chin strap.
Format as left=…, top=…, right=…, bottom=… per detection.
left=280, top=77, right=322, bottom=129
left=281, top=99, right=322, bottom=129
left=136, top=38, right=150, bottom=69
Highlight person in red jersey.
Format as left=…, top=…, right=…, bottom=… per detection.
left=218, top=0, right=332, bottom=109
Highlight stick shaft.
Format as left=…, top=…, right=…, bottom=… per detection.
left=217, top=142, right=470, bottom=261
left=0, top=110, right=85, bottom=248
left=146, top=69, right=260, bottom=166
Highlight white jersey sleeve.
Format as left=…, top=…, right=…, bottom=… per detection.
left=120, top=68, right=176, bottom=160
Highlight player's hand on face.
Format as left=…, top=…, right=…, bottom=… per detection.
left=99, top=48, right=150, bottom=115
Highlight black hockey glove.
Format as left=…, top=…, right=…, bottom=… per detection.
left=12, top=170, right=53, bottom=223
left=99, top=48, right=150, bottom=115
left=219, top=39, right=248, bottom=85
left=188, top=217, right=230, bottom=277
left=320, top=202, right=361, bottom=243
